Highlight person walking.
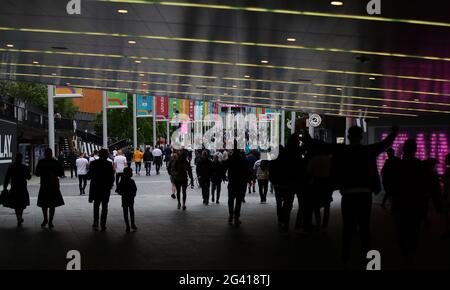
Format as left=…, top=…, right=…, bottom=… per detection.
left=76, top=152, right=89, bottom=195
left=152, top=146, right=163, bottom=175
left=113, top=150, right=128, bottom=186
left=125, top=149, right=133, bottom=168
left=224, top=147, right=252, bottom=226
left=167, top=152, right=179, bottom=199
left=169, top=150, right=193, bottom=210
left=303, top=125, right=399, bottom=265
left=116, top=167, right=138, bottom=232
left=143, top=147, right=153, bottom=176
left=57, top=151, right=66, bottom=178
left=211, top=154, right=226, bottom=204
left=88, top=149, right=115, bottom=231
left=196, top=150, right=213, bottom=205
left=35, top=148, right=65, bottom=229
left=381, top=148, right=401, bottom=209
left=254, top=159, right=270, bottom=203
left=2, top=153, right=31, bottom=227
left=68, top=150, right=77, bottom=179
left=133, top=148, right=143, bottom=176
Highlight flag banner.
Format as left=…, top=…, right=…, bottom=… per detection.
left=136, top=95, right=153, bottom=117
left=189, top=99, right=195, bottom=121
left=54, top=86, right=83, bottom=98
left=156, top=96, right=168, bottom=120
left=169, top=98, right=181, bottom=119
left=107, top=91, right=128, bottom=108
left=195, top=100, right=203, bottom=121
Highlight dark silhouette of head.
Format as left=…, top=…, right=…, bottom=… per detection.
left=403, top=138, right=417, bottom=158
left=201, top=150, right=208, bottom=160
left=347, top=126, right=364, bottom=145
left=44, top=148, right=53, bottom=158
left=93, top=150, right=99, bottom=156
left=123, top=167, right=133, bottom=178
left=15, top=153, right=23, bottom=164
left=98, top=149, right=109, bottom=160
left=386, top=148, right=395, bottom=158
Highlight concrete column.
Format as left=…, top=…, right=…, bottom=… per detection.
left=47, top=85, right=55, bottom=153
left=291, top=111, right=296, bottom=134
left=102, top=91, right=108, bottom=148
left=281, top=110, right=285, bottom=146
left=132, top=94, right=137, bottom=149
left=152, top=96, right=157, bottom=146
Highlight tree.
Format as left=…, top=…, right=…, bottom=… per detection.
left=94, top=94, right=167, bottom=145
left=0, top=80, right=78, bottom=118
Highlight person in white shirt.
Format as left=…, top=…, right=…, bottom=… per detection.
left=89, top=150, right=99, bottom=163
left=114, top=149, right=128, bottom=185
left=152, top=146, right=163, bottom=175
left=76, top=152, right=89, bottom=195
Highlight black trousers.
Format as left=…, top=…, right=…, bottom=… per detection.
left=70, top=164, right=77, bottom=178
left=211, top=180, right=221, bottom=202
left=341, top=192, right=372, bottom=263
left=174, top=180, right=188, bottom=204
left=115, top=172, right=123, bottom=186
left=279, top=190, right=302, bottom=229
left=228, top=185, right=246, bottom=219
left=200, top=178, right=211, bottom=203
left=274, top=186, right=288, bottom=223
left=123, top=206, right=135, bottom=227
left=154, top=157, right=162, bottom=174
left=145, top=161, right=152, bottom=175
left=78, top=174, right=87, bottom=193
left=93, top=199, right=109, bottom=228
left=257, top=179, right=269, bottom=202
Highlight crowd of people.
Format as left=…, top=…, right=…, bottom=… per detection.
left=1, top=125, right=450, bottom=267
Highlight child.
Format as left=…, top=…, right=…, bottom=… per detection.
left=116, top=167, right=137, bottom=232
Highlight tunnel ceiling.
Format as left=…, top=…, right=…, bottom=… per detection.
left=0, top=0, right=449, bottom=119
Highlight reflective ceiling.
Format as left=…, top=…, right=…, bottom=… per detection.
left=0, top=0, right=449, bottom=119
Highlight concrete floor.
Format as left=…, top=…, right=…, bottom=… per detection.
left=0, top=166, right=449, bottom=270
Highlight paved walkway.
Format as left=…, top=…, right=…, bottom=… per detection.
left=0, top=167, right=449, bottom=270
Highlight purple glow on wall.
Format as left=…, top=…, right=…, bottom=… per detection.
left=377, top=131, right=449, bottom=175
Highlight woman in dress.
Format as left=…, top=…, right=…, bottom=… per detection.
left=35, top=148, right=65, bottom=228
left=2, top=153, right=31, bottom=227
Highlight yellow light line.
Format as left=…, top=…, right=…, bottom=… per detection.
left=0, top=71, right=414, bottom=117
left=98, top=1, right=450, bottom=28
left=2, top=62, right=446, bottom=98
left=1, top=48, right=448, bottom=83
left=1, top=70, right=448, bottom=115
left=0, top=26, right=448, bottom=62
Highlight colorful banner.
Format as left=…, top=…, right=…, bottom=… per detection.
left=54, top=86, right=83, bottom=98
left=136, top=95, right=153, bottom=117
left=189, top=100, right=195, bottom=121
left=195, top=100, right=203, bottom=121
left=107, top=91, right=128, bottom=109
left=156, top=96, right=168, bottom=120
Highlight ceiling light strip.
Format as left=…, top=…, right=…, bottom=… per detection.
left=98, top=1, right=450, bottom=28
left=0, top=27, right=448, bottom=62
left=1, top=48, right=448, bottom=83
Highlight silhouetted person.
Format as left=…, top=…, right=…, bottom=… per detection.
left=68, top=150, right=77, bottom=178
left=164, top=145, right=172, bottom=167
left=381, top=148, right=401, bottom=209
left=196, top=150, right=213, bottom=205
left=35, top=148, right=65, bottom=228
left=269, top=145, right=289, bottom=226
left=58, top=151, right=66, bottom=178
left=2, top=153, right=31, bottom=227
left=168, top=150, right=193, bottom=210
left=116, top=167, right=137, bottom=232
left=167, top=152, right=178, bottom=199
left=442, top=153, right=450, bottom=239
left=391, top=139, right=427, bottom=267
left=254, top=159, right=269, bottom=203
left=211, top=154, right=226, bottom=204
left=246, top=152, right=257, bottom=194
left=125, top=149, right=133, bottom=168
left=423, top=158, right=442, bottom=226
left=307, top=152, right=333, bottom=229
left=88, top=149, right=115, bottom=231
left=143, top=147, right=153, bottom=176
left=304, top=125, right=398, bottom=264
left=152, top=146, right=163, bottom=175
left=76, top=152, right=89, bottom=195
left=224, top=148, right=251, bottom=226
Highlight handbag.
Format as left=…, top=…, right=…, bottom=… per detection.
left=0, top=189, right=10, bottom=205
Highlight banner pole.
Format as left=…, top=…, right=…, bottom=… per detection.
left=133, top=94, right=138, bottom=149
left=102, top=91, right=108, bottom=149
left=153, top=96, right=157, bottom=146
